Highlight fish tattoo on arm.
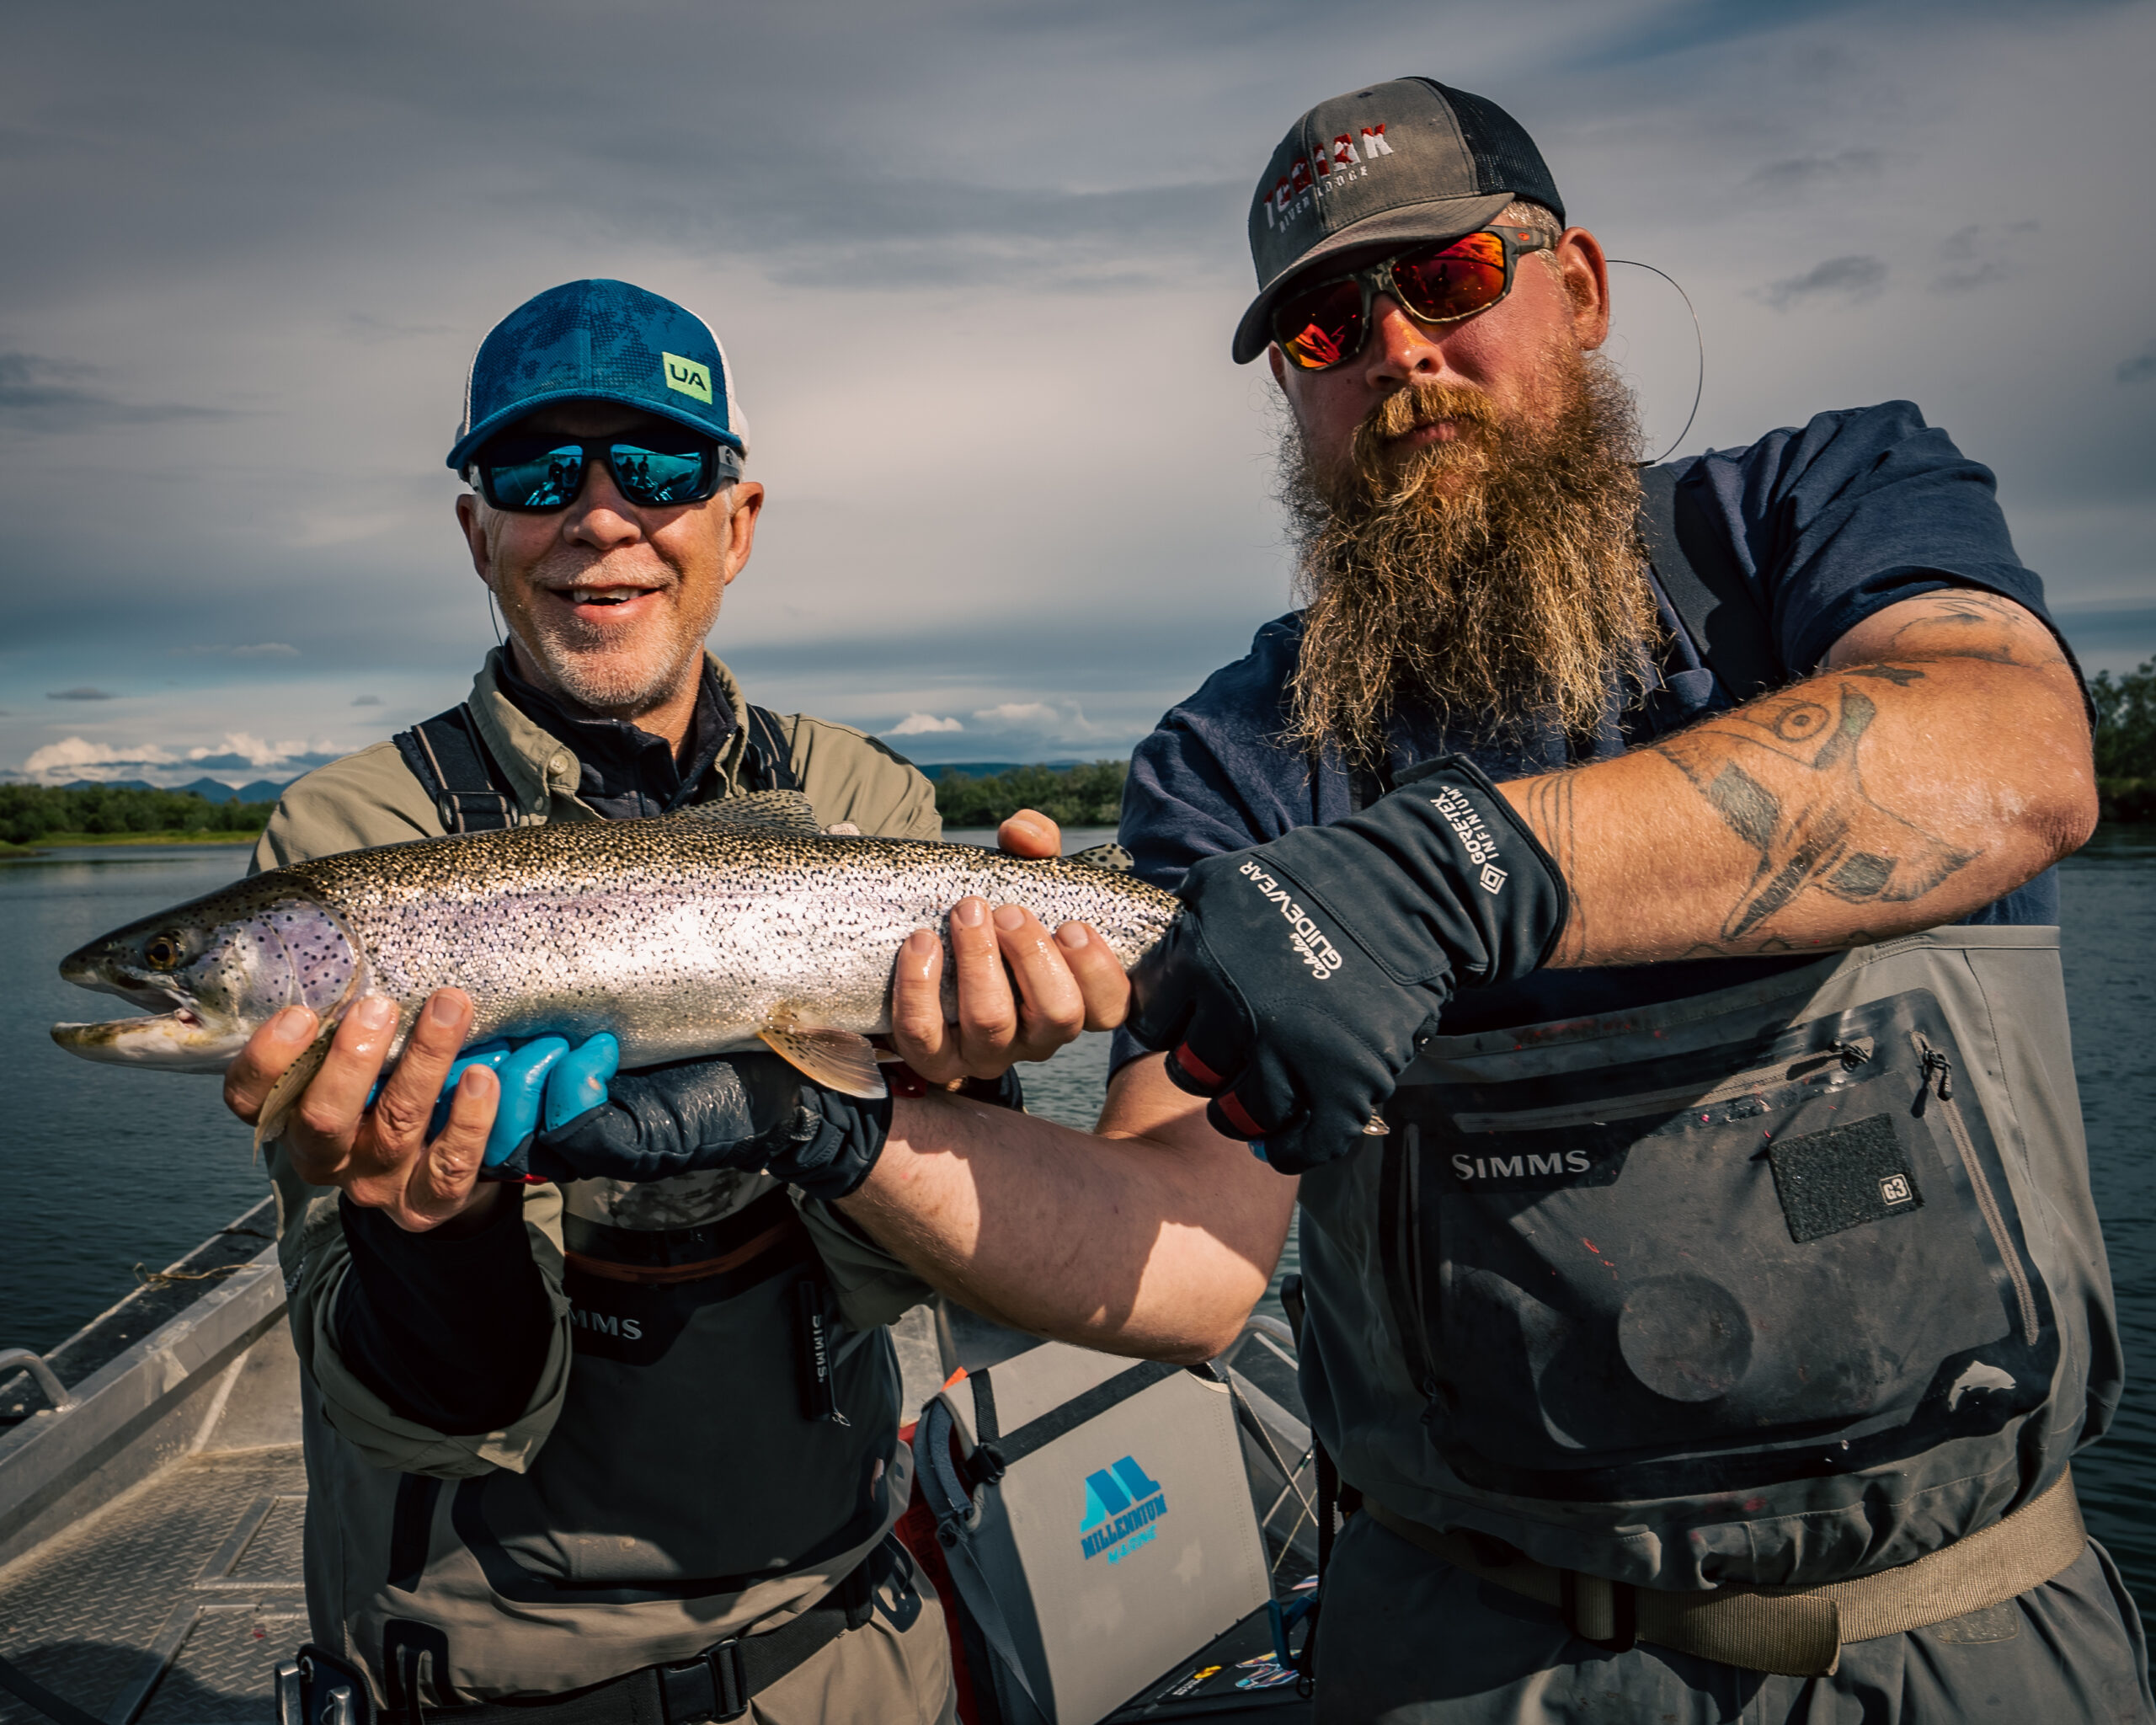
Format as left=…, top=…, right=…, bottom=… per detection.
left=1650, top=683, right=1977, bottom=945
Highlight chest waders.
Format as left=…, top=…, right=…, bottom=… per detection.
left=392, top=700, right=803, bottom=833
left=1293, top=465, right=2122, bottom=1679
left=300, top=709, right=915, bottom=1713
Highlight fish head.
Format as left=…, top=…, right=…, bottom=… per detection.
left=51, top=885, right=360, bottom=1072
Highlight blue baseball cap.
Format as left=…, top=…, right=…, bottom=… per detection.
left=446, top=279, right=750, bottom=474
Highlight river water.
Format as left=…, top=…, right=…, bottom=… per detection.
left=3, top=829, right=2150, bottom=1609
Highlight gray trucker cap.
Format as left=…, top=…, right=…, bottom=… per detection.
left=1232, top=77, right=1566, bottom=364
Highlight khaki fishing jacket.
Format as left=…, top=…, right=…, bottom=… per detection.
left=255, top=647, right=937, bottom=1480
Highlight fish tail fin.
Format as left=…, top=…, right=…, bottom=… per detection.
left=254, top=1028, right=336, bottom=1155
left=757, top=1022, right=889, bottom=1099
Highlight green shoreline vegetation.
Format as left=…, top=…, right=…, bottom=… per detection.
left=2091, top=659, right=2156, bottom=824
left=931, top=761, right=1128, bottom=830
left=1, top=785, right=275, bottom=858
left=4, top=660, right=2149, bottom=861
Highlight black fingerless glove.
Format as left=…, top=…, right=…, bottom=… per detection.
left=1126, top=757, right=1568, bottom=1173
left=506, top=1052, right=888, bottom=1200
left=505, top=1054, right=1027, bottom=1202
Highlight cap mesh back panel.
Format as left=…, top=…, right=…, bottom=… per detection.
left=1433, top=82, right=1565, bottom=225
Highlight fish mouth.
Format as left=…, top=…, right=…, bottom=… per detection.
left=51, top=956, right=248, bottom=1071
left=58, top=956, right=179, bottom=1007
left=51, top=1003, right=251, bottom=1072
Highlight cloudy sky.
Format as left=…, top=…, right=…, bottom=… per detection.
left=3, top=0, right=2151, bottom=784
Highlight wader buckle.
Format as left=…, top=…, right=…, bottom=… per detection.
left=659, top=1642, right=746, bottom=1724
left=278, top=1648, right=373, bottom=1725
left=1560, top=1570, right=1638, bottom=1654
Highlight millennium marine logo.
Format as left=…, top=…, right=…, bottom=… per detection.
left=1080, top=1455, right=1168, bottom=1564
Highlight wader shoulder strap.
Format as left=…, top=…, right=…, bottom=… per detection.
left=743, top=704, right=802, bottom=794
left=392, top=705, right=517, bottom=835
left=1637, top=462, right=1781, bottom=704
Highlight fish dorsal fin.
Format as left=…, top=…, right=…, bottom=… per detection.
left=668, top=790, right=825, bottom=837
left=758, top=1021, right=888, bottom=1100
left=1068, top=841, right=1135, bottom=873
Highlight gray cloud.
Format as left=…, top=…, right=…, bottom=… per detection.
left=0, top=351, right=230, bottom=434
left=184, top=749, right=340, bottom=773
left=1758, top=254, right=1887, bottom=310
left=1741, top=149, right=1885, bottom=201
left=0, top=0, right=2150, bottom=773
left=1931, top=220, right=2037, bottom=294
left=46, top=686, right=115, bottom=701
left=173, top=642, right=301, bottom=658
left=351, top=693, right=382, bottom=706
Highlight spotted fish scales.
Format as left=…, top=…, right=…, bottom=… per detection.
left=50, top=793, right=1180, bottom=1130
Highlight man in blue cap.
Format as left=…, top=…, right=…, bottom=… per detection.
left=219, top=278, right=1107, bottom=1723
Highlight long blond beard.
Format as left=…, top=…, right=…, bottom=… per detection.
left=1281, top=348, right=1658, bottom=766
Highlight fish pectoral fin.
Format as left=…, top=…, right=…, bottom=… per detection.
left=1067, top=841, right=1135, bottom=873
left=666, top=791, right=825, bottom=838
left=253, top=1027, right=337, bottom=1155
left=757, top=1023, right=889, bottom=1100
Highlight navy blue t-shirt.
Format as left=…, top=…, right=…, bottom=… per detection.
left=1114, top=402, right=2075, bottom=1062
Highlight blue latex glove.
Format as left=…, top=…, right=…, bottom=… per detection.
left=370, top=1033, right=622, bottom=1172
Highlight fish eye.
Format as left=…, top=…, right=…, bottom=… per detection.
left=143, top=933, right=187, bottom=969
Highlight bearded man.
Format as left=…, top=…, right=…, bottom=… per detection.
left=832, top=76, right=2152, bottom=1723
left=1095, top=75, right=2147, bottom=1722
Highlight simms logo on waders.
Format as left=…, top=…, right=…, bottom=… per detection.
left=570, top=1302, right=644, bottom=1340
left=1235, top=859, right=1344, bottom=980
left=662, top=352, right=713, bottom=403
left=1080, top=1455, right=1168, bottom=1564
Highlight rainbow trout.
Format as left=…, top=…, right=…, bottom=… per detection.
left=50, top=793, right=1177, bottom=1140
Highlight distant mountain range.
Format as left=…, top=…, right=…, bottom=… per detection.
left=60, top=777, right=294, bottom=804
left=913, top=761, right=1084, bottom=781
left=49, top=762, right=1084, bottom=802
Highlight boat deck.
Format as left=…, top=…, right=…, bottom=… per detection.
left=0, top=1211, right=1312, bottom=1725
left=0, top=1444, right=307, bottom=1725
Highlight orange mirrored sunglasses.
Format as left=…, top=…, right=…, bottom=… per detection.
left=1270, top=226, right=1554, bottom=371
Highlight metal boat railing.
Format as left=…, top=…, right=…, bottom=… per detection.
left=0, top=1354, right=74, bottom=1417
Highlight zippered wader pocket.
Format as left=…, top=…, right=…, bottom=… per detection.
left=1385, top=986, right=2057, bottom=1504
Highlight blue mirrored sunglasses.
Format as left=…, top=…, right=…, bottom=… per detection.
left=472, top=431, right=731, bottom=513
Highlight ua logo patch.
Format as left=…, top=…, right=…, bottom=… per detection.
left=662, top=351, right=712, bottom=403
left=1079, top=1455, right=1168, bottom=1563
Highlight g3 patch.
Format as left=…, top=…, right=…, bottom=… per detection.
left=662, top=351, right=713, bottom=403
left=1767, top=1113, right=1923, bottom=1244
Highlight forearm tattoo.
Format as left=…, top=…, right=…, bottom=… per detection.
left=1514, top=769, right=1588, bottom=965
left=1513, top=590, right=2068, bottom=963
left=1652, top=682, right=1976, bottom=947
left=1880, top=590, right=2070, bottom=669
